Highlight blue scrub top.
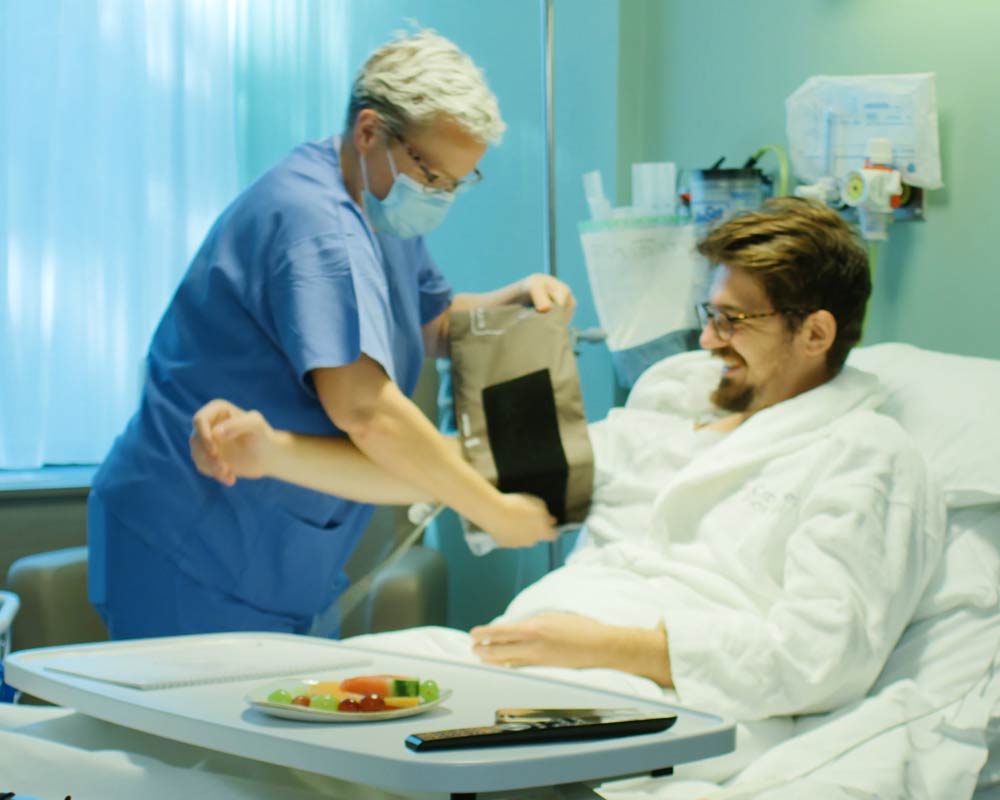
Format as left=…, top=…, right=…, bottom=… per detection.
left=91, top=138, right=453, bottom=620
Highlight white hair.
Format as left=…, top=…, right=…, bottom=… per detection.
left=346, top=29, right=506, bottom=145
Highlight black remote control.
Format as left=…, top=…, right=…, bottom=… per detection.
left=405, top=713, right=677, bottom=752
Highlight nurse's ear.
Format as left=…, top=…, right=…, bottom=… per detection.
left=352, top=108, right=382, bottom=156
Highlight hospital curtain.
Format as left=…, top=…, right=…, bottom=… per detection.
left=0, top=0, right=349, bottom=469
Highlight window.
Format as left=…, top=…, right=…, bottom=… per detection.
left=0, top=0, right=348, bottom=468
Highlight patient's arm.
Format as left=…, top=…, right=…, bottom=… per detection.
left=469, top=612, right=674, bottom=687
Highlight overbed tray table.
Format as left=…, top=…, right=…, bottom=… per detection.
left=6, top=632, right=734, bottom=798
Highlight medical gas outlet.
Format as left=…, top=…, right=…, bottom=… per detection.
left=841, top=138, right=904, bottom=241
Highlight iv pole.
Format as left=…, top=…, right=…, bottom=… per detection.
left=544, top=0, right=556, bottom=281
left=542, top=0, right=563, bottom=573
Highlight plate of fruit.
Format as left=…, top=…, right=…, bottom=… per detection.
left=246, top=674, right=450, bottom=722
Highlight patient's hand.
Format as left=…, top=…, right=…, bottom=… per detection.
left=190, top=399, right=276, bottom=486
left=469, top=612, right=609, bottom=668
left=470, top=612, right=673, bottom=687
left=471, top=613, right=619, bottom=670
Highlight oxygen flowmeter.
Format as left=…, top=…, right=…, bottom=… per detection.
left=841, top=138, right=904, bottom=241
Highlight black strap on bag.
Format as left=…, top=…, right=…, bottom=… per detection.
left=482, top=369, right=570, bottom=521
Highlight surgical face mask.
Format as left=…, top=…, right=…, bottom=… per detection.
left=359, top=143, right=455, bottom=239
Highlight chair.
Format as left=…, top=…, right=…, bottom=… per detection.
left=6, top=548, right=106, bottom=652
left=0, top=589, right=20, bottom=700
left=5, top=532, right=445, bottom=652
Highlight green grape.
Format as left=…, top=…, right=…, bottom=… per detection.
left=266, top=689, right=294, bottom=704
left=310, top=694, right=339, bottom=711
left=419, top=679, right=440, bottom=702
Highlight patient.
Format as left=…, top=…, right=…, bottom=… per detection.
left=191, top=197, right=945, bottom=723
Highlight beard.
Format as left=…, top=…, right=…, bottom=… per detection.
left=710, top=347, right=754, bottom=412
left=711, top=377, right=753, bottom=411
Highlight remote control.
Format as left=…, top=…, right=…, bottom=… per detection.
left=405, top=713, right=677, bottom=752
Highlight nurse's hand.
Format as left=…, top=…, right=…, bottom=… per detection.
left=190, top=399, right=274, bottom=486
left=486, top=493, right=558, bottom=548
left=520, top=273, right=576, bottom=318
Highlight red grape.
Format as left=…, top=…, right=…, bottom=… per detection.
left=359, top=694, right=387, bottom=712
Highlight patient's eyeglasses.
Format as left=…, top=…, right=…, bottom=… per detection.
left=395, top=134, right=483, bottom=195
left=695, top=302, right=813, bottom=342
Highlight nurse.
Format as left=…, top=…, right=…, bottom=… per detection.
left=89, top=30, right=572, bottom=640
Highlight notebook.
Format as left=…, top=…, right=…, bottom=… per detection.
left=43, top=636, right=371, bottom=690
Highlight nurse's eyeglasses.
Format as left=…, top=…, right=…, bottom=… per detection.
left=395, top=134, right=482, bottom=195
left=695, top=302, right=814, bottom=341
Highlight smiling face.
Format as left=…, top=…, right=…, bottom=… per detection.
left=699, top=265, right=827, bottom=415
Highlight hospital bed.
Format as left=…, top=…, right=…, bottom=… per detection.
left=1, top=343, right=998, bottom=799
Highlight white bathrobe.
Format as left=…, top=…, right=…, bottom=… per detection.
left=501, top=350, right=946, bottom=721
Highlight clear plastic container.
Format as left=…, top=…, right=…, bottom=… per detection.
left=689, top=168, right=767, bottom=228
left=632, top=162, right=677, bottom=216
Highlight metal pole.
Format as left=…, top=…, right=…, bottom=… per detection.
left=544, top=0, right=556, bottom=279
left=543, top=0, right=561, bottom=573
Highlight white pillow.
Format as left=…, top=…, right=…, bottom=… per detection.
left=873, top=505, right=1000, bottom=705
left=912, top=505, right=1000, bottom=622
left=847, top=343, right=1000, bottom=507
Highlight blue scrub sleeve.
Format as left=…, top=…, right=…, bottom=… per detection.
left=266, top=234, right=392, bottom=386
left=414, top=238, right=453, bottom=324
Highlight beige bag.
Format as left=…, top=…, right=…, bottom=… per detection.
left=448, top=305, right=594, bottom=527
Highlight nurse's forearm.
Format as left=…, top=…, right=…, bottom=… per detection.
left=312, top=358, right=522, bottom=538
left=346, top=390, right=509, bottom=531
left=264, top=431, right=432, bottom=505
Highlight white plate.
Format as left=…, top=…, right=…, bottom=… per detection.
left=246, top=677, right=451, bottom=723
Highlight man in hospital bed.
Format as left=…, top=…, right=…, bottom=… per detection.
left=191, top=197, right=947, bottom=784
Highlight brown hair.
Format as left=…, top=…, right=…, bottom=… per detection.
left=696, top=197, right=871, bottom=376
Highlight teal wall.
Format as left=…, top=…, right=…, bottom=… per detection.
left=619, top=0, right=1000, bottom=360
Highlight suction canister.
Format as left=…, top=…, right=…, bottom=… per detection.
left=688, top=167, right=768, bottom=228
